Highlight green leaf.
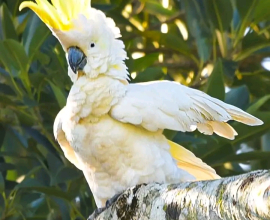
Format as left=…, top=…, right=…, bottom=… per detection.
left=221, top=59, right=238, bottom=81
left=234, top=0, right=258, bottom=47
left=142, top=0, right=175, bottom=16
left=204, top=59, right=225, bottom=101
left=0, top=173, right=4, bottom=192
left=129, top=53, right=159, bottom=73
left=0, top=193, right=4, bottom=211
left=221, top=151, right=270, bottom=164
left=46, top=152, right=63, bottom=180
left=262, top=132, right=270, bottom=151
left=0, top=124, right=6, bottom=147
left=23, top=13, right=50, bottom=61
left=0, top=162, right=15, bottom=172
left=238, top=71, right=270, bottom=97
left=132, top=67, right=164, bottom=83
left=247, top=95, right=270, bottom=114
left=23, top=217, right=47, bottom=220
left=0, top=151, right=34, bottom=159
left=49, top=81, right=66, bottom=108
left=205, top=0, right=233, bottom=31
left=173, top=132, right=207, bottom=145
left=181, top=0, right=212, bottom=62
left=3, top=40, right=28, bottom=72
left=55, top=167, right=82, bottom=184
left=182, top=0, right=209, bottom=37
left=225, top=85, right=249, bottom=109
left=203, top=143, right=235, bottom=165
left=0, top=4, right=18, bottom=40
left=236, top=0, right=257, bottom=20
left=0, top=83, right=16, bottom=96
left=235, top=44, right=270, bottom=61
left=6, top=0, right=22, bottom=17
left=196, top=37, right=212, bottom=62
left=16, top=179, right=71, bottom=200
left=163, top=129, right=177, bottom=140
left=22, top=186, right=72, bottom=200
left=142, top=31, right=194, bottom=61
left=234, top=32, right=270, bottom=61
left=254, top=1, right=270, bottom=23
left=0, top=40, right=29, bottom=81
left=16, top=178, right=44, bottom=188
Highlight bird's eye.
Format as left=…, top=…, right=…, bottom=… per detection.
left=90, top=43, right=95, bottom=48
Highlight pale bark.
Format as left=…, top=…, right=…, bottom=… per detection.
left=89, top=170, right=270, bottom=220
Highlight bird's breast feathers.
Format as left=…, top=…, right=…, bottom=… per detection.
left=61, top=113, right=192, bottom=206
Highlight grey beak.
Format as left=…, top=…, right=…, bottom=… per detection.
left=68, top=47, right=87, bottom=74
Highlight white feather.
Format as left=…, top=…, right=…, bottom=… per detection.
left=111, top=80, right=263, bottom=139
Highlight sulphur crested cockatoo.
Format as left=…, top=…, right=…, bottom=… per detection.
left=20, top=0, right=263, bottom=208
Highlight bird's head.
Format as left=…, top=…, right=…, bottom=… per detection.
left=20, top=0, right=129, bottom=82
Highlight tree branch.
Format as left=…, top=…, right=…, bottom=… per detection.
left=89, top=170, right=270, bottom=220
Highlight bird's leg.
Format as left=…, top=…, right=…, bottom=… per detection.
left=87, top=192, right=122, bottom=220
left=105, top=192, right=122, bottom=207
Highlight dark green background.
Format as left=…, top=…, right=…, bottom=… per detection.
left=1, top=0, right=270, bottom=219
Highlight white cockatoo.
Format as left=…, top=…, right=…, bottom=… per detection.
left=20, top=0, right=263, bottom=208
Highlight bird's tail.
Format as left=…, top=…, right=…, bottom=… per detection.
left=168, top=140, right=220, bottom=180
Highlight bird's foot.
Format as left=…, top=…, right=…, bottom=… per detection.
left=105, top=192, right=122, bottom=207
left=88, top=192, right=122, bottom=220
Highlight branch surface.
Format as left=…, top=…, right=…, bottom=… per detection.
left=89, top=170, right=270, bottom=220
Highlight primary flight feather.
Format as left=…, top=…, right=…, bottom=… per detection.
left=20, top=0, right=263, bottom=208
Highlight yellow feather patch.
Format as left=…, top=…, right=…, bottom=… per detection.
left=168, top=140, right=220, bottom=180
left=19, top=0, right=91, bottom=31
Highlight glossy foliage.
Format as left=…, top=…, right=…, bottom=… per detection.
left=1, top=0, right=270, bottom=219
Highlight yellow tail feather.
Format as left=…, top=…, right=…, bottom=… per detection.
left=168, top=140, right=220, bottom=180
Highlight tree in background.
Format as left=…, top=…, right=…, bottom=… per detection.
left=0, top=0, right=270, bottom=219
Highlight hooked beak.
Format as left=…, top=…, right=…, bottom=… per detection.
left=68, top=47, right=87, bottom=74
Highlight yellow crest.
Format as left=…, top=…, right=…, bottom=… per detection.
left=19, top=0, right=91, bottom=31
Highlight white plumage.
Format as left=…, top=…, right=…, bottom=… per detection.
left=20, top=0, right=263, bottom=208
left=111, top=81, right=262, bottom=139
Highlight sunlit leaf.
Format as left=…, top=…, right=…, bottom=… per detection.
left=142, top=31, right=196, bottom=62
left=129, top=53, right=159, bottom=73
left=143, top=0, right=176, bottom=16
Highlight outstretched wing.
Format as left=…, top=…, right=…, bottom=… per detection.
left=110, top=81, right=263, bottom=140
left=53, top=107, right=82, bottom=170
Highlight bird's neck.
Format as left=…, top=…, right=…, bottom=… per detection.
left=66, top=75, right=127, bottom=122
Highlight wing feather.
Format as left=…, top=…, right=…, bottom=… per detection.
left=110, top=81, right=263, bottom=139
left=54, top=107, right=82, bottom=170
